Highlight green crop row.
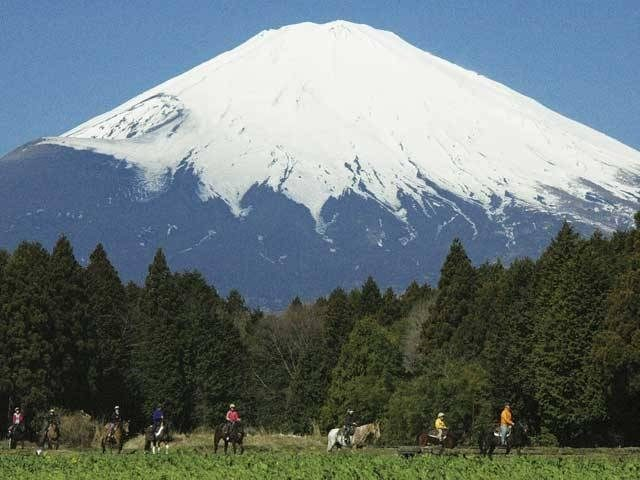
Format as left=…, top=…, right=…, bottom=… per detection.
left=2, top=452, right=640, bottom=480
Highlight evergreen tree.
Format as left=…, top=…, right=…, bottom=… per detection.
left=358, top=276, right=382, bottom=318
left=321, top=316, right=404, bottom=429
left=594, top=251, right=640, bottom=444
left=450, top=261, right=504, bottom=359
left=47, top=236, right=91, bottom=409
left=0, top=242, right=53, bottom=413
left=322, top=287, right=356, bottom=360
left=481, top=258, right=538, bottom=426
left=377, top=287, right=403, bottom=326
left=177, top=272, right=248, bottom=429
left=85, top=243, right=129, bottom=416
left=531, top=224, right=609, bottom=445
left=419, top=238, right=476, bottom=355
left=130, top=249, right=186, bottom=429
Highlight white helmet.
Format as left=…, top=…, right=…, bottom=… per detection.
left=438, top=412, right=445, bottom=418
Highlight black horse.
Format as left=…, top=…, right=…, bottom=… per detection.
left=7, top=424, right=37, bottom=449
left=214, top=422, right=244, bottom=454
left=479, top=422, right=529, bottom=457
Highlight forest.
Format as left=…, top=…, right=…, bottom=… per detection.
left=0, top=216, right=639, bottom=447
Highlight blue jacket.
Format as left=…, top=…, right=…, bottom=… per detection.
left=152, top=409, right=164, bottom=422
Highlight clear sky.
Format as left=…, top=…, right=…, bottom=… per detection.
left=1, top=0, right=638, bottom=156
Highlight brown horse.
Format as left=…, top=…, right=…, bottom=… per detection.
left=352, top=422, right=381, bottom=448
left=101, top=420, right=129, bottom=453
left=417, top=429, right=461, bottom=453
left=214, top=422, right=244, bottom=454
left=42, top=422, right=60, bottom=450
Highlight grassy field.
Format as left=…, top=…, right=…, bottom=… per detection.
left=2, top=433, right=640, bottom=479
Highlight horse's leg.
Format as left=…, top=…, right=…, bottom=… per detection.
left=165, top=442, right=169, bottom=455
left=224, top=440, right=228, bottom=454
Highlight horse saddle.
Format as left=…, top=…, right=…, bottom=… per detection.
left=494, top=429, right=511, bottom=438
left=427, top=429, right=447, bottom=440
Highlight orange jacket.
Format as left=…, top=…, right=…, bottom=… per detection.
left=500, top=408, right=514, bottom=426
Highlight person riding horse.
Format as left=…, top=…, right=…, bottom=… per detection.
left=500, top=403, right=514, bottom=446
left=224, top=404, right=241, bottom=439
left=44, top=408, right=59, bottom=429
left=435, top=412, right=448, bottom=441
left=152, top=405, right=164, bottom=437
left=343, top=409, right=357, bottom=446
left=9, top=406, right=25, bottom=436
left=107, top=406, right=122, bottom=440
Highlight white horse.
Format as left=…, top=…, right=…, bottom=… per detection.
left=327, top=427, right=352, bottom=452
left=327, top=422, right=381, bottom=452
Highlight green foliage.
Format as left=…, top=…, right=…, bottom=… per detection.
left=321, top=316, right=403, bottom=428
left=384, top=358, right=492, bottom=444
left=2, top=450, right=640, bottom=480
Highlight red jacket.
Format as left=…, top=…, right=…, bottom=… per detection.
left=226, top=410, right=240, bottom=422
left=12, top=413, right=24, bottom=425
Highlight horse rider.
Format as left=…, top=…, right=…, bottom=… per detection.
left=107, top=405, right=122, bottom=439
left=152, top=404, right=164, bottom=436
left=435, top=412, right=448, bottom=441
left=225, top=403, right=241, bottom=438
left=500, top=403, right=514, bottom=445
left=9, top=406, right=25, bottom=435
left=45, top=408, right=60, bottom=430
left=343, top=409, right=357, bottom=445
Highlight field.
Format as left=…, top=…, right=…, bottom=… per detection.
left=2, top=433, right=640, bottom=479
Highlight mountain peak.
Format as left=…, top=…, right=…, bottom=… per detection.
left=45, top=21, right=640, bottom=230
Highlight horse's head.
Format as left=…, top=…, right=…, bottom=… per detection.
left=123, top=420, right=130, bottom=435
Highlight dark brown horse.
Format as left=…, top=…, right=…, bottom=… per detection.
left=214, top=422, right=244, bottom=454
left=417, top=429, right=461, bottom=453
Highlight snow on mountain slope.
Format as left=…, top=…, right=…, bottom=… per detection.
left=46, top=20, right=640, bottom=229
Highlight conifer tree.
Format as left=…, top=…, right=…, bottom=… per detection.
left=85, top=243, right=129, bottom=415
left=531, top=224, right=609, bottom=445
left=419, top=238, right=476, bottom=355
left=47, top=236, right=91, bottom=409
left=450, top=261, right=504, bottom=359
left=0, top=242, right=53, bottom=412
left=131, top=249, right=185, bottom=428
left=377, top=287, right=403, bottom=326
left=358, top=276, right=382, bottom=317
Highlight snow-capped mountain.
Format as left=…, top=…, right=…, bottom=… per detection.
left=1, top=21, right=639, bottom=307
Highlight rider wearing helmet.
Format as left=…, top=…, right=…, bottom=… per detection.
left=343, top=409, right=357, bottom=445
left=45, top=408, right=59, bottom=429
left=435, top=412, right=447, bottom=441
left=225, top=404, right=241, bottom=438
left=9, top=407, right=25, bottom=435
left=108, top=406, right=121, bottom=439
left=500, top=403, right=514, bottom=446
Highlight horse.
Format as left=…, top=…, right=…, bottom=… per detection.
left=214, top=422, right=244, bottom=454
left=417, top=429, right=461, bottom=453
left=101, top=420, right=129, bottom=453
left=144, top=421, right=171, bottom=454
left=327, top=422, right=381, bottom=452
left=7, top=424, right=36, bottom=449
left=479, top=422, right=529, bottom=457
left=42, top=422, right=60, bottom=450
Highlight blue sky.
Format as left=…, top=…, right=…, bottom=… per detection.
left=1, top=0, right=638, bottom=156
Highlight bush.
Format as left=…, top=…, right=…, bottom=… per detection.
left=59, top=411, right=100, bottom=448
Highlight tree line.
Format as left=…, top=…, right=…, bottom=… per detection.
left=0, top=216, right=639, bottom=446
